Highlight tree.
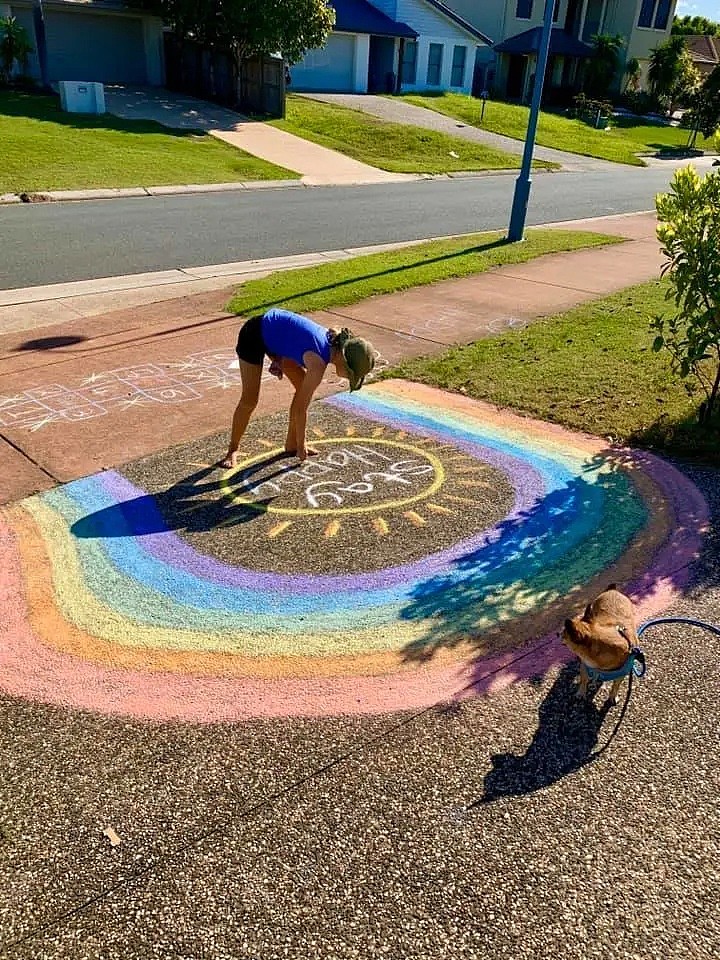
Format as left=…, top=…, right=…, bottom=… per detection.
left=0, top=16, right=33, bottom=84
left=137, top=0, right=335, bottom=65
left=685, top=64, right=720, bottom=148
left=648, top=35, right=700, bottom=112
left=623, top=56, right=641, bottom=93
left=653, top=166, right=720, bottom=427
left=584, top=33, right=624, bottom=98
left=672, top=15, right=720, bottom=37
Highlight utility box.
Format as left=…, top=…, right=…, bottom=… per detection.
left=58, top=81, right=106, bottom=114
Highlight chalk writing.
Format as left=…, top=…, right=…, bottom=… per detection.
left=239, top=443, right=436, bottom=510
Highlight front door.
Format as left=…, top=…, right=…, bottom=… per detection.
left=506, top=55, right=526, bottom=100
left=368, top=36, right=396, bottom=93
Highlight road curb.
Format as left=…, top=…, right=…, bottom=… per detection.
left=0, top=167, right=567, bottom=206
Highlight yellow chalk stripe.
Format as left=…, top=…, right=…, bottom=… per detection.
left=403, top=511, right=426, bottom=526
left=311, top=427, right=325, bottom=438
left=426, top=503, right=455, bottom=515
left=372, top=427, right=386, bottom=436
left=372, top=518, right=389, bottom=535
left=324, top=520, right=341, bottom=538
left=345, top=425, right=356, bottom=436
left=257, top=439, right=275, bottom=448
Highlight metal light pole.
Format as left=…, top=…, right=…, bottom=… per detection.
left=507, top=0, right=555, bottom=242
left=32, top=0, right=50, bottom=91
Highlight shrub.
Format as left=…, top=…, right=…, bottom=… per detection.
left=654, top=166, right=720, bottom=427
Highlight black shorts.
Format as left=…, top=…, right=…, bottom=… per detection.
left=235, top=314, right=268, bottom=366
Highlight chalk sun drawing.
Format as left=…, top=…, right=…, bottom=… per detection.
left=0, top=382, right=708, bottom=723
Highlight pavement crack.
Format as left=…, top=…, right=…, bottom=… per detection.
left=0, top=432, right=59, bottom=484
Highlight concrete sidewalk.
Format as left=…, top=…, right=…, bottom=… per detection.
left=105, top=87, right=415, bottom=186
left=0, top=211, right=661, bottom=503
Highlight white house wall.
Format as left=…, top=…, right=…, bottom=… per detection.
left=395, top=1, right=478, bottom=93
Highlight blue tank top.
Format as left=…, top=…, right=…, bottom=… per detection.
left=261, top=308, right=331, bottom=368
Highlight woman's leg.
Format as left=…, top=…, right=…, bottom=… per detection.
left=221, top=360, right=263, bottom=468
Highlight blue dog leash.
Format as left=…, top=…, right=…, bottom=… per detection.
left=584, top=615, right=720, bottom=763
left=586, top=616, right=720, bottom=685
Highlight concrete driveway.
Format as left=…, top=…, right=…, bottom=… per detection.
left=104, top=87, right=416, bottom=186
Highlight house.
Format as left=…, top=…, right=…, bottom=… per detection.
left=2, top=0, right=164, bottom=86
left=444, top=0, right=679, bottom=100
left=684, top=34, right=720, bottom=79
left=290, top=0, right=492, bottom=95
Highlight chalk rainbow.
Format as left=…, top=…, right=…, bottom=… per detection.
left=0, top=382, right=707, bottom=721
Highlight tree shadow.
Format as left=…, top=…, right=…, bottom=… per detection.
left=467, top=664, right=615, bottom=806
left=0, top=89, right=226, bottom=139
left=70, top=454, right=296, bottom=539
left=398, top=445, right=707, bottom=676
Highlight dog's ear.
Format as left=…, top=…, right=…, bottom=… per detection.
left=606, top=582, right=617, bottom=592
left=564, top=618, right=576, bottom=636
left=582, top=604, right=593, bottom=622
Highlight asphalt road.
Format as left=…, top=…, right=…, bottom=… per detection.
left=0, top=166, right=683, bottom=290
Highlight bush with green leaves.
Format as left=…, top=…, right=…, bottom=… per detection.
left=654, top=166, right=720, bottom=426
left=0, top=16, right=33, bottom=84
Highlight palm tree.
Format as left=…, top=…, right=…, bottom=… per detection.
left=648, top=35, right=699, bottom=113
left=623, top=57, right=641, bottom=93
left=584, top=34, right=625, bottom=99
left=0, top=16, right=33, bottom=84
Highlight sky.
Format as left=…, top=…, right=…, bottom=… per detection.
left=674, top=0, right=720, bottom=22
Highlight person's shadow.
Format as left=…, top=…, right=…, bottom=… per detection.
left=70, top=454, right=295, bottom=539
left=469, top=664, right=616, bottom=806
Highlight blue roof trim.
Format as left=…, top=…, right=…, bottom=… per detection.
left=420, top=0, right=493, bottom=45
left=332, top=0, right=417, bottom=39
left=494, top=27, right=594, bottom=58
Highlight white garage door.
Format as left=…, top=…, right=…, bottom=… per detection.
left=291, top=33, right=356, bottom=92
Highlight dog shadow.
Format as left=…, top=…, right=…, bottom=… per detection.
left=469, top=664, right=615, bottom=806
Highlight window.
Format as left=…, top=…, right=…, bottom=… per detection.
left=401, top=40, right=417, bottom=85
left=637, top=0, right=655, bottom=27
left=516, top=0, right=533, bottom=18
left=638, top=0, right=673, bottom=30
left=426, top=43, right=443, bottom=85
left=450, top=45, right=466, bottom=87
left=654, top=0, right=672, bottom=30
left=553, top=0, right=561, bottom=22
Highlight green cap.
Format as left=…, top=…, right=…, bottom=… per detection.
left=343, top=336, right=376, bottom=391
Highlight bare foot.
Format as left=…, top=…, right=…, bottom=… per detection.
left=296, top=446, right=319, bottom=462
left=220, top=450, right=239, bottom=469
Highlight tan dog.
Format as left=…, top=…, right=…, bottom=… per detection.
left=561, top=584, right=638, bottom=705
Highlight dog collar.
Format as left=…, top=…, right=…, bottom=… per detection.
left=585, top=646, right=647, bottom=683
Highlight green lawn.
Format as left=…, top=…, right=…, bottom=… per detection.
left=392, top=280, right=719, bottom=464
left=271, top=94, right=556, bottom=173
left=228, top=228, right=619, bottom=317
left=0, top=91, right=294, bottom=193
left=398, top=93, right=710, bottom=167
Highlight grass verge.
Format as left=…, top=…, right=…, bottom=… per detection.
left=391, top=280, right=719, bottom=464
left=0, top=90, right=294, bottom=192
left=397, top=93, right=710, bottom=166
left=228, top=228, right=620, bottom=317
left=271, top=94, right=555, bottom=173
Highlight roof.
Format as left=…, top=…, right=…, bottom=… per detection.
left=684, top=35, right=720, bottom=65
left=494, top=27, right=594, bottom=58
left=420, top=0, right=492, bottom=45
left=332, top=0, right=417, bottom=39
